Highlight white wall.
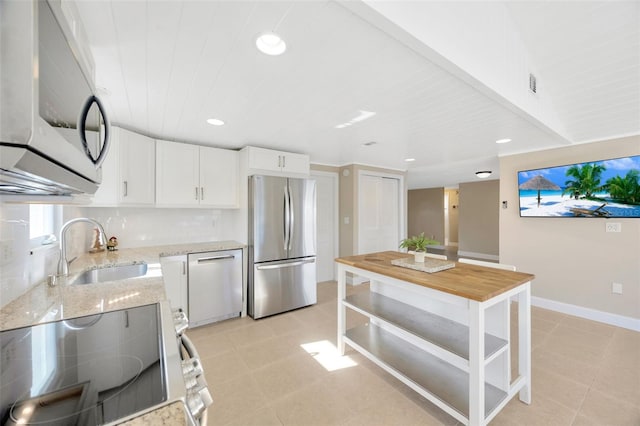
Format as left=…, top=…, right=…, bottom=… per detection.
left=500, top=136, right=640, bottom=320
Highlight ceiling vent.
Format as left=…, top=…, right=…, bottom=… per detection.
left=529, top=73, right=537, bottom=94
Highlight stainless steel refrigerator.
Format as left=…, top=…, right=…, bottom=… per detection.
left=248, top=175, right=317, bottom=319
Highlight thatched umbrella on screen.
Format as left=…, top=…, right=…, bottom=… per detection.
left=519, top=175, right=561, bottom=207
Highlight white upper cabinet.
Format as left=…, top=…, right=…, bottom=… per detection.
left=91, top=126, right=155, bottom=206
left=156, top=140, right=239, bottom=208
left=199, top=146, right=238, bottom=208
left=244, top=146, right=309, bottom=177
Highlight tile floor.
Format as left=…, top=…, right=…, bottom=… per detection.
left=186, top=281, right=640, bottom=426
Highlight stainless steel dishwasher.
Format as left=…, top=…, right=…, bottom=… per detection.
left=188, top=249, right=243, bottom=327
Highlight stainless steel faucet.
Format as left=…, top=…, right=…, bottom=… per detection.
left=58, top=218, right=106, bottom=276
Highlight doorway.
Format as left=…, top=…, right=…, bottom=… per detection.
left=312, top=170, right=339, bottom=282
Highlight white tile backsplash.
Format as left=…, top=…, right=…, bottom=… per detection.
left=79, top=207, right=241, bottom=249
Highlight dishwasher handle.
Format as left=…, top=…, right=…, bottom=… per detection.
left=256, top=258, right=315, bottom=270
left=196, top=255, right=235, bottom=263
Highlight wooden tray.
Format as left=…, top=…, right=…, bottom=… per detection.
left=391, top=257, right=455, bottom=273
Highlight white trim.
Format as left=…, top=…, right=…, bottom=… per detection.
left=311, top=169, right=339, bottom=281
left=457, top=250, right=499, bottom=261
left=531, top=296, right=640, bottom=332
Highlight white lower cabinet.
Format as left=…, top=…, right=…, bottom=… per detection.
left=160, top=255, right=188, bottom=315
left=156, top=140, right=239, bottom=208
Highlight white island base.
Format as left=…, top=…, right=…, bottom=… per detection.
left=336, top=252, right=533, bottom=426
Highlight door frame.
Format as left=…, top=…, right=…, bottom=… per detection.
left=310, top=169, right=339, bottom=281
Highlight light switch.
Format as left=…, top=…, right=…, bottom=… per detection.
left=605, top=222, right=621, bottom=233
left=344, top=217, right=350, bottom=225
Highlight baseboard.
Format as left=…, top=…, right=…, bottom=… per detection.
left=531, top=296, right=640, bottom=332
left=456, top=250, right=499, bottom=261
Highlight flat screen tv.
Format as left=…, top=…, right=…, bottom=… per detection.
left=518, top=154, right=640, bottom=218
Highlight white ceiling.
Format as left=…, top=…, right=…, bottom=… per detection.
left=73, top=0, right=640, bottom=189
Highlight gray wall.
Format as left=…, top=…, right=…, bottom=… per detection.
left=458, top=180, right=500, bottom=257
left=500, top=135, right=640, bottom=319
left=407, top=188, right=445, bottom=244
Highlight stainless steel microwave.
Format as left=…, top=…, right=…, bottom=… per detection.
left=0, top=0, right=111, bottom=196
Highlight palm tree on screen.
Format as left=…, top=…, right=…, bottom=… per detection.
left=606, top=169, right=640, bottom=205
left=562, top=163, right=606, bottom=199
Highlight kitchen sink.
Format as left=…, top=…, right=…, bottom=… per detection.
left=71, top=263, right=148, bottom=285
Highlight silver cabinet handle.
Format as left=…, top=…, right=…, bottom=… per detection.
left=282, top=155, right=286, bottom=168
left=200, top=187, right=204, bottom=201
left=123, top=180, right=128, bottom=197
left=182, top=261, right=186, bottom=275
left=196, top=255, right=235, bottom=263
left=256, top=258, right=315, bottom=270
left=195, top=187, right=199, bottom=200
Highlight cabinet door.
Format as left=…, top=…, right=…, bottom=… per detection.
left=160, top=255, right=188, bottom=315
left=199, top=146, right=239, bottom=208
left=119, top=129, right=155, bottom=205
left=90, top=127, right=120, bottom=205
left=156, top=140, right=200, bottom=206
left=282, top=152, right=310, bottom=175
left=247, top=146, right=282, bottom=172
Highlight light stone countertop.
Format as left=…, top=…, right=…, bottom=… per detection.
left=0, top=240, right=244, bottom=426
left=0, top=240, right=244, bottom=331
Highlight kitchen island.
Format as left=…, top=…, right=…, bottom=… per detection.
left=336, top=251, right=534, bottom=426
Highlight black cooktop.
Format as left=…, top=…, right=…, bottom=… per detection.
left=0, top=304, right=167, bottom=425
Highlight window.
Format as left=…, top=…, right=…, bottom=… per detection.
left=29, top=204, right=60, bottom=246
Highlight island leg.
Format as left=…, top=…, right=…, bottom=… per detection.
left=469, top=300, right=485, bottom=426
left=337, top=264, right=346, bottom=355
left=518, top=282, right=532, bottom=404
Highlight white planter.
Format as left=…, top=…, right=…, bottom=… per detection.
left=414, top=251, right=426, bottom=263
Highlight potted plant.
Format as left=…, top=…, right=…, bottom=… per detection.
left=399, top=232, right=439, bottom=263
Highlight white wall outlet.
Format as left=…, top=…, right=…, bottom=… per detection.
left=344, top=216, right=350, bottom=225
left=605, top=222, right=621, bottom=232
left=612, top=282, right=623, bottom=294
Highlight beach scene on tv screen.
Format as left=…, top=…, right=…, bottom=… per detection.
left=518, top=155, right=640, bottom=218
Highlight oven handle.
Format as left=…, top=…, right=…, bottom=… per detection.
left=180, top=334, right=210, bottom=426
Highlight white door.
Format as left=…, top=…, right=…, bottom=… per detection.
left=312, top=171, right=338, bottom=282
left=358, top=174, right=400, bottom=254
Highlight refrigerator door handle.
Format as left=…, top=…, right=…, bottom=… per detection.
left=284, top=183, right=291, bottom=252
left=256, top=258, right=315, bottom=270
left=287, top=180, right=295, bottom=251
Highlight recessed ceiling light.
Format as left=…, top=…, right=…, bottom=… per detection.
left=495, top=138, right=512, bottom=144
left=405, top=158, right=416, bottom=162
left=475, top=171, right=492, bottom=178
left=256, top=32, right=286, bottom=56
left=206, top=118, right=225, bottom=126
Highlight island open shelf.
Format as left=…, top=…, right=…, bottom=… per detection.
left=345, top=324, right=507, bottom=419
left=336, top=251, right=535, bottom=426
left=344, top=291, right=508, bottom=367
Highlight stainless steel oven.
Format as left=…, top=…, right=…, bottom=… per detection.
left=0, top=302, right=211, bottom=425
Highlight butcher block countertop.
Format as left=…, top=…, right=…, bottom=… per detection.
left=336, top=251, right=535, bottom=302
